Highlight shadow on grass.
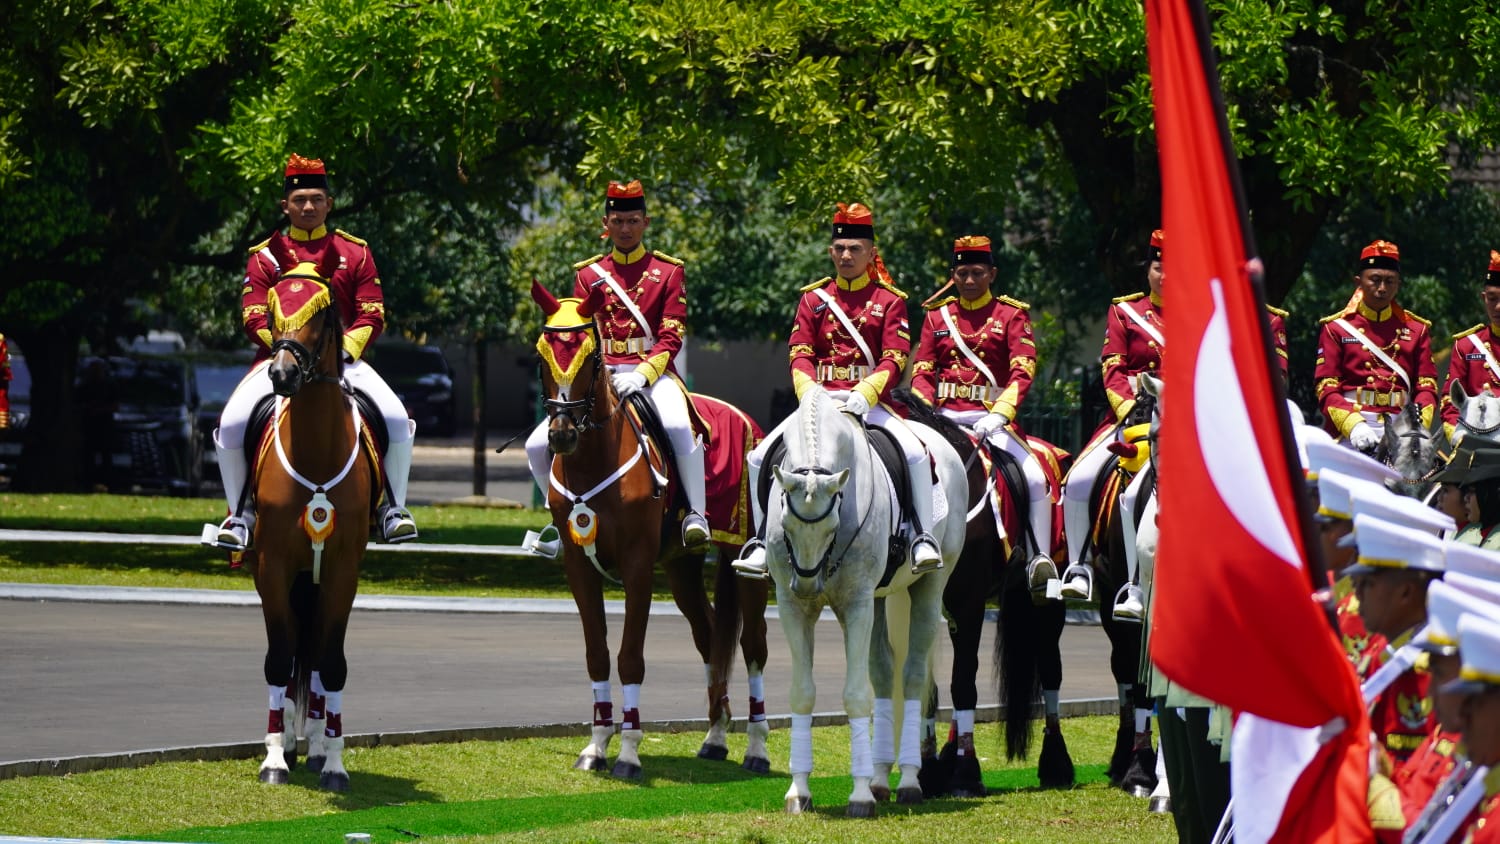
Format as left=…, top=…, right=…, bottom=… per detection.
left=282, top=766, right=442, bottom=812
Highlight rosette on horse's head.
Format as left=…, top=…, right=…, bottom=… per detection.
left=532, top=279, right=604, bottom=455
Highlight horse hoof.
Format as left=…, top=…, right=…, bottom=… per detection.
left=305, top=754, right=325, bottom=774
left=1149, top=795, right=1172, bottom=814
left=949, top=783, right=986, bottom=799
left=870, top=783, right=891, bottom=803
left=896, top=786, right=924, bottom=805
left=258, top=767, right=289, bottom=785
left=573, top=754, right=608, bottom=772
left=784, top=795, right=811, bottom=814
left=847, top=800, right=878, bottom=818
left=697, top=744, right=729, bottom=761
left=319, top=771, right=350, bottom=792
left=284, top=750, right=298, bottom=772
left=742, top=755, right=771, bottom=775
left=1129, top=785, right=1153, bottom=799
left=611, top=760, right=643, bottom=780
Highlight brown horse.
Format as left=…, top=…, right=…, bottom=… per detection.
left=531, top=281, right=769, bottom=779
left=245, top=246, right=372, bottom=791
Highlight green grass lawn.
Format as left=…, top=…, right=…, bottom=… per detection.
left=0, top=493, right=680, bottom=599
left=0, top=716, right=1177, bottom=844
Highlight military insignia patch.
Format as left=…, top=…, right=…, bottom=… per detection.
left=1397, top=691, right=1432, bottom=731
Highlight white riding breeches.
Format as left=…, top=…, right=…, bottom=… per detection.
left=1062, top=429, right=1117, bottom=565
left=218, top=359, right=413, bottom=451
left=525, top=367, right=698, bottom=494
left=939, top=408, right=1052, bottom=550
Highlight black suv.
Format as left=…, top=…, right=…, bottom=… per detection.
left=80, top=355, right=203, bottom=496
left=365, top=343, right=457, bottom=438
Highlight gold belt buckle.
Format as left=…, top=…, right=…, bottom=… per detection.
left=1375, top=392, right=1389, bottom=407
left=956, top=384, right=970, bottom=399
left=608, top=339, right=625, bottom=354
left=833, top=366, right=848, bottom=380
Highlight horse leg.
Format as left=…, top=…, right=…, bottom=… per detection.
left=738, top=574, right=771, bottom=774
left=838, top=593, right=878, bottom=818
left=611, top=556, right=654, bottom=781
left=668, top=555, right=728, bottom=761
left=895, top=575, right=947, bottom=805
left=288, top=573, right=322, bottom=773
left=942, top=549, right=987, bottom=798
left=566, top=563, right=613, bottom=772
left=313, top=598, right=352, bottom=793
left=776, top=594, right=818, bottom=814
left=257, top=591, right=296, bottom=785
left=867, top=597, right=895, bottom=804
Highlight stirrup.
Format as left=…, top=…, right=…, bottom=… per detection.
left=204, top=515, right=252, bottom=552
left=1059, top=563, right=1092, bottom=601
left=910, top=533, right=944, bottom=575
left=522, top=524, right=561, bottom=559
left=1112, top=583, right=1145, bottom=623
left=682, top=511, right=710, bottom=547
left=1026, top=554, right=1058, bottom=594
left=731, top=539, right=770, bottom=580
left=381, top=506, right=419, bottom=544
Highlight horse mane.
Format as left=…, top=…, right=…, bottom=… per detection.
left=796, top=388, right=823, bottom=466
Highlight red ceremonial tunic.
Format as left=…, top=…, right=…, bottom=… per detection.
left=1443, top=324, right=1500, bottom=427
left=1368, top=628, right=1437, bottom=765
left=1267, top=306, right=1291, bottom=376
left=1314, top=296, right=1438, bottom=438
left=1099, top=292, right=1163, bottom=423
left=1337, top=587, right=1388, bottom=678
left=243, top=226, right=386, bottom=363
left=1458, top=768, right=1500, bottom=843
left=572, top=244, right=687, bottom=382
left=788, top=273, right=911, bottom=406
left=910, top=291, right=1037, bottom=419
left=1397, top=729, right=1465, bottom=827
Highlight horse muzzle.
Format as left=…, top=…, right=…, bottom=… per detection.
left=269, top=359, right=303, bottom=397
left=548, top=420, right=579, bottom=456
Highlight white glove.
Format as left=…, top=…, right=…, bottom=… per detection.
left=842, top=391, right=871, bottom=417
left=1349, top=421, right=1380, bottom=452
left=972, top=412, right=1007, bottom=437
left=612, top=371, right=648, bottom=398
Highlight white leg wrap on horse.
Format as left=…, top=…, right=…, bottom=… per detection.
left=790, top=714, right=814, bottom=775
left=1043, top=689, right=1060, bottom=718
left=323, top=690, right=343, bottom=737
left=955, top=708, right=976, bottom=738
left=849, top=715, right=874, bottom=779
left=322, top=734, right=347, bottom=777
left=592, top=680, right=611, bottom=703
left=1135, top=709, right=1150, bottom=733
left=748, top=673, right=764, bottom=702
left=621, top=683, right=641, bottom=730
left=900, top=699, right=922, bottom=769
left=267, top=684, right=286, bottom=713
left=524, top=422, right=551, bottom=494
left=384, top=430, right=416, bottom=508
left=872, top=699, right=895, bottom=766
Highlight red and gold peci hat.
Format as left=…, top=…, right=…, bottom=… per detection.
left=831, top=202, right=875, bottom=241
left=952, top=235, right=994, bottom=267
left=605, top=180, right=646, bottom=213
left=1487, top=250, right=1500, bottom=287
left=283, top=154, right=329, bottom=194
left=1148, top=229, right=1164, bottom=262
left=1359, top=239, right=1400, bottom=272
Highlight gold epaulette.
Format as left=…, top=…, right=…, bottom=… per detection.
left=800, top=277, right=833, bottom=293
left=1455, top=323, right=1486, bottom=341
left=925, top=296, right=957, bottom=311
left=1319, top=310, right=1348, bottom=324
left=573, top=254, right=604, bottom=270
left=1404, top=309, right=1431, bottom=327
left=1111, top=291, right=1146, bottom=304
left=998, top=294, right=1031, bottom=310
left=877, top=279, right=909, bottom=299
left=246, top=235, right=272, bottom=254
left=651, top=250, right=684, bottom=266
left=1266, top=304, right=1289, bottom=318
left=334, top=228, right=367, bottom=247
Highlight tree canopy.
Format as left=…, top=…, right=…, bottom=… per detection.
left=4, top=0, right=1500, bottom=488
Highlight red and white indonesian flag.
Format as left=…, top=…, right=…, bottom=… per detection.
left=1145, top=1, right=1371, bottom=841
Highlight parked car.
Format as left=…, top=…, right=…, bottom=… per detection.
left=0, top=349, right=30, bottom=477
left=81, top=354, right=203, bottom=496
left=189, top=351, right=255, bottom=484
left=365, top=343, right=457, bottom=438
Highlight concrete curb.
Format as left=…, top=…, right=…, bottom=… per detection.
left=0, top=697, right=1117, bottom=781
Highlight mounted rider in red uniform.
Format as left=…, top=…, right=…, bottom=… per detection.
left=207, top=154, right=417, bottom=551
left=523, top=180, right=709, bottom=548
left=1440, top=250, right=1500, bottom=436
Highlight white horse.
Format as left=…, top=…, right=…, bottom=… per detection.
left=1451, top=380, right=1500, bottom=448
left=766, top=386, right=966, bottom=817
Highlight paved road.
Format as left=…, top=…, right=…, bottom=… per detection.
left=0, top=598, right=1121, bottom=764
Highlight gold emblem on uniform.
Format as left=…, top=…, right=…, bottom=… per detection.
left=612, top=339, right=629, bottom=353
left=1397, top=691, right=1432, bottom=730
left=870, top=303, right=884, bottom=318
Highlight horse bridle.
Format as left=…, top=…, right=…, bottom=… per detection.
left=779, top=430, right=878, bottom=579
left=269, top=306, right=344, bottom=391
left=540, top=324, right=617, bottom=433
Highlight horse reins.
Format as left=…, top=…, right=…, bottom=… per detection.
left=780, top=423, right=881, bottom=580
left=269, top=307, right=345, bottom=390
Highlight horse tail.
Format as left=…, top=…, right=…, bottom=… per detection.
left=710, top=545, right=744, bottom=694
left=996, top=547, right=1040, bottom=760
left=289, top=570, right=319, bottom=740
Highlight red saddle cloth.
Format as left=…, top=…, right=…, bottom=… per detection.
left=692, top=394, right=762, bottom=548
left=979, top=432, right=1069, bottom=558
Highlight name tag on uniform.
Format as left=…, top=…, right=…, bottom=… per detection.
left=813, top=302, right=828, bottom=314
left=1468, top=353, right=1488, bottom=360
left=933, top=329, right=950, bottom=339
left=1339, top=336, right=1361, bottom=344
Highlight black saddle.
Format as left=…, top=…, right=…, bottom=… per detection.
left=985, top=442, right=1039, bottom=556
left=241, top=389, right=390, bottom=456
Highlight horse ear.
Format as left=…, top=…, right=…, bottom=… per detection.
left=266, top=232, right=296, bottom=270
left=530, top=279, right=560, bottom=317
left=576, top=283, right=604, bottom=319
left=1452, top=378, right=1471, bottom=408
left=315, top=247, right=340, bottom=283
left=832, top=468, right=850, bottom=490
left=771, top=465, right=790, bottom=489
